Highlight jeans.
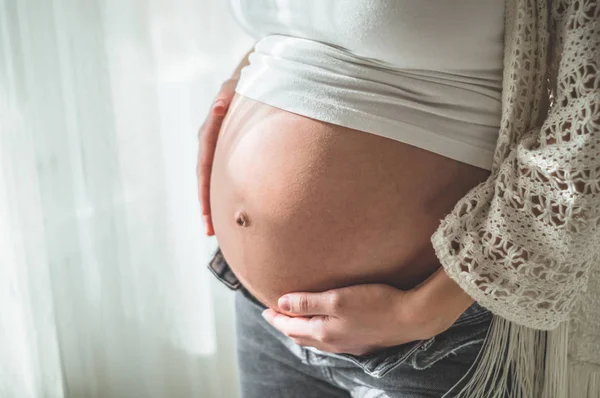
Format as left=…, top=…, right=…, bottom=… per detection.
left=209, top=248, right=493, bottom=398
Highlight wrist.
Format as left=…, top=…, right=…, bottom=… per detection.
left=389, top=291, right=434, bottom=343
left=403, top=269, right=475, bottom=339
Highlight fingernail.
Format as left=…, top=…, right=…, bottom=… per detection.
left=212, top=100, right=226, bottom=115
left=261, top=310, right=272, bottom=322
left=278, top=296, right=290, bottom=312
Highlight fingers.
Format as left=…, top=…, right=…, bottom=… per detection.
left=197, top=110, right=223, bottom=236
left=197, top=79, right=238, bottom=236
left=213, top=79, right=237, bottom=115
left=212, top=100, right=227, bottom=116
left=262, top=310, right=351, bottom=353
left=278, top=290, right=342, bottom=316
left=262, top=309, right=326, bottom=340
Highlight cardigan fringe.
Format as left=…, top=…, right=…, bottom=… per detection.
left=454, top=321, right=600, bottom=397
left=449, top=318, right=600, bottom=397
left=569, top=361, right=600, bottom=398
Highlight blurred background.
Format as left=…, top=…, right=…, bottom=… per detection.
left=0, top=0, right=252, bottom=397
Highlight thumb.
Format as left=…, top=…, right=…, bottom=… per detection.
left=278, top=290, right=341, bottom=316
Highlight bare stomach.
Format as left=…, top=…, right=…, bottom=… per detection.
left=210, top=94, right=490, bottom=309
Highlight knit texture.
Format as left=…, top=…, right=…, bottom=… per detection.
left=432, top=0, right=599, bottom=330
left=431, top=0, right=599, bottom=395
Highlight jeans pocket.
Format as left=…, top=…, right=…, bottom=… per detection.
left=408, top=302, right=492, bottom=370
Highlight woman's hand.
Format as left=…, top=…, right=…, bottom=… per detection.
left=197, top=47, right=253, bottom=236
left=197, top=78, right=238, bottom=236
left=263, top=269, right=475, bottom=356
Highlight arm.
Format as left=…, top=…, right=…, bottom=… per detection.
left=198, top=46, right=254, bottom=235
left=430, top=0, right=600, bottom=330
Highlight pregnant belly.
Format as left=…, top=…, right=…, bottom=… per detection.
left=210, top=94, right=490, bottom=309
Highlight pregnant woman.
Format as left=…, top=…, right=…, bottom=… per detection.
left=198, top=1, right=600, bottom=397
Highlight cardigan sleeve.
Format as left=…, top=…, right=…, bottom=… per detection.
left=430, top=0, right=600, bottom=330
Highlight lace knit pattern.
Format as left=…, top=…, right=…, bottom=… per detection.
left=431, top=0, right=600, bottom=333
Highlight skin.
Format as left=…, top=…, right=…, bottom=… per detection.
left=197, top=49, right=487, bottom=356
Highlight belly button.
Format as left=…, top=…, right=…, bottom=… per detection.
left=235, top=211, right=250, bottom=227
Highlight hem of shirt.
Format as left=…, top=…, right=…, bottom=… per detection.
left=234, top=89, right=496, bottom=171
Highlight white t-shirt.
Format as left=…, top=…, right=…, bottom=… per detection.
left=230, top=0, right=505, bottom=170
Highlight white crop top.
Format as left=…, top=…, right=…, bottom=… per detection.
left=230, top=0, right=505, bottom=170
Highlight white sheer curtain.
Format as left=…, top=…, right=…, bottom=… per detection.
left=0, top=0, right=252, bottom=397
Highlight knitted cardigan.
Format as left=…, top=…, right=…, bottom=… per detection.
left=430, top=0, right=600, bottom=396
